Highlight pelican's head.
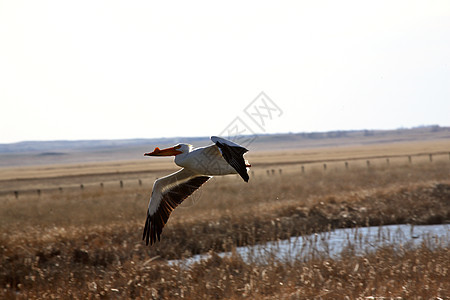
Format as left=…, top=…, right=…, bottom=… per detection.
left=144, top=143, right=192, bottom=157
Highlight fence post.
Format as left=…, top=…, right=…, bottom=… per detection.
left=120, top=180, right=124, bottom=188
left=59, top=187, right=63, bottom=193
left=271, top=169, right=275, bottom=175
left=366, top=160, right=370, bottom=168
left=138, top=179, right=142, bottom=186
left=278, top=169, right=282, bottom=175
left=100, top=183, right=104, bottom=188
left=323, top=163, right=327, bottom=171
left=80, top=184, right=84, bottom=190
left=408, top=156, right=412, bottom=163
left=37, top=189, right=41, bottom=196
left=429, top=154, right=432, bottom=162
left=14, top=191, right=19, bottom=199
left=345, top=161, right=348, bottom=170
left=386, top=158, right=390, bottom=165
left=301, top=165, right=305, bottom=174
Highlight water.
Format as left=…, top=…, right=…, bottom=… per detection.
left=170, top=224, right=449, bottom=266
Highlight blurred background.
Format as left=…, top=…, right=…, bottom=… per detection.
left=1, top=2, right=450, bottom=298
left=1, top=0, right=450, bottom=144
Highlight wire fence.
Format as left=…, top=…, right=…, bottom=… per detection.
left=2, top=151, right=449, bottom=199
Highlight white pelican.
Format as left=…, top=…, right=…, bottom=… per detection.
left=142, top=136, right=251, bottom=245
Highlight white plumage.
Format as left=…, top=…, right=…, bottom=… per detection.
left=142, top=136, right=251, bottom=245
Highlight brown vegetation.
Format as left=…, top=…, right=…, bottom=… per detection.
left=0, top=147, right=449, bottom=299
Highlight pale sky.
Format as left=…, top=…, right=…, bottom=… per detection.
left=1, top=0, right=449, bottom=144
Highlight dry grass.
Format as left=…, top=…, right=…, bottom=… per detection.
left=3, top=242, right=447, bottom=299
left=250, top=139, right=450, bottom=167
left=0, top=147, right=449, bottom=299
left=1, top=138, right=449, bottom=183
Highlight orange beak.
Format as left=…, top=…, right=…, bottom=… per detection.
left=144, top=146, right=182, bottom=157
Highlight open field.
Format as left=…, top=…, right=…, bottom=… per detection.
left=1, top=126, right=449, bottom=169
left=1, top=138, right=449, bottom=188
left=1, top=139, right=449, bottom=299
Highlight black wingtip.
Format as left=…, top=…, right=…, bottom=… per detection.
left=215, top=141, right=250, bottom=183
left=242, top=173, right=249, bottom=182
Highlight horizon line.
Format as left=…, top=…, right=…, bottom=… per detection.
left=1, top=124, right=447, bottom=145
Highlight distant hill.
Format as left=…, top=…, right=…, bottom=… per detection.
left=0, top=126, right=449, bottom=167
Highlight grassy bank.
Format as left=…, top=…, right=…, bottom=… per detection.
left=1, top=156, right=449, bottom=298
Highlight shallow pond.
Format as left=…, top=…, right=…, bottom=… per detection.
left=170, top=224, right=449, bottom=266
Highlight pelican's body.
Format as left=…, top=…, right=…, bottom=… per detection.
left=174, top=144, right=237, bottom=176
left=143, top=136, right=250, bottom=245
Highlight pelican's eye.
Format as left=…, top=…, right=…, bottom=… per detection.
left=174, top=145, right=182, bottom=150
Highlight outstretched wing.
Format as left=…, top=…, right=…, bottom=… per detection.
left=211, top=136, right=249, bottom=182
left=143, top=169, right=211, bottom=245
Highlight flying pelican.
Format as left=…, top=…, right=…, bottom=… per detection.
left=142, top=136, right=251, bottom=245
